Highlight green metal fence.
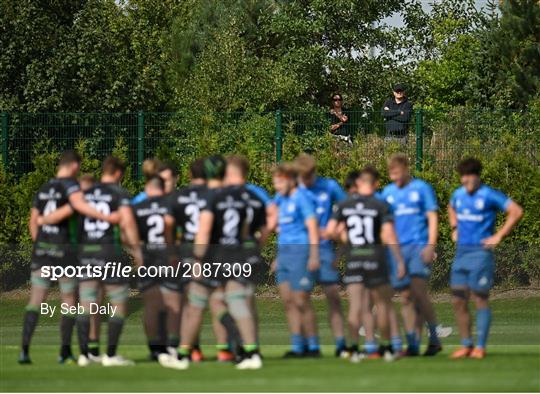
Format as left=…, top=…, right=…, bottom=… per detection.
left=1, top=109, right=538, bottom=179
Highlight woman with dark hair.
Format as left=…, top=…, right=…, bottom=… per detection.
left=328, top=93, right=351, bottom=143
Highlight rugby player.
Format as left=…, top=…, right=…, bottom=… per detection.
left=224, top=155, right=270, bottom=349
left=270, top=162, right=321, bottom=358
left=448, top=158, right=522, bottom=359
left=295, top=153, right=348, bottom=356
left=79, top=174, right=105, bottom=361
left=178, top=156, right=261, bottom=369
left=19, top=151, right=119, bottom=364
left=74, top=156, right=142, bottom=367
left=132, top=175, right=186, bottom=368
left=326, top=166, right=406, bottom=362
left=381, top=153, right=442, bottom=356
left=169, top=158, right=240, bottom=362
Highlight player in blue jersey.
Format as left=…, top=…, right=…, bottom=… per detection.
left=382, top=153, right=442, bottom=356
left=448, top=158, right=522, bottom=359
left=294, top=154, right=349, bottom=356
left=270, top=162, right=321, bottom=357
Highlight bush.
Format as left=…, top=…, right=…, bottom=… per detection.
left=1, top=108, right=538, bottom=291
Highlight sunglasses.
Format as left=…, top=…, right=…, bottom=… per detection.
left=333, top=97, right=342, bottom=101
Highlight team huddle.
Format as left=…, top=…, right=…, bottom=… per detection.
left=19, top=150, right=523, bottom=370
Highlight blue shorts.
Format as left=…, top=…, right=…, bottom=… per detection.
left=388, top=244, right=431, bottom=290
left=450, top=247, right=494, bottom=293
left=315, top=245, right=340, bottom=285
left=276, top=245, right=315, bottom=292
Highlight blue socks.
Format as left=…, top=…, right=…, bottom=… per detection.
left=391, top=335, right=403, bottom=353
left=427, top=323, right=441, bottom=345
left=291, top=334, right=304, bottom=353
left=364, top=340, right=378, bottom=354
left=307, top=336, right=320, bottom=351
left=335, top=336, right=346, bottom=351
left=476, top=308, right=492, bottom=349
left=461, top=337, right=474, bottom=348
left=405, top=331, right=419, bottom=352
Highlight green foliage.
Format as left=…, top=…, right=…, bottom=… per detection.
left=0, top=0, right=176, bottom=111
left=413, top=0, right=540, bottom=110
left=471, top=0, right=540, bottom=108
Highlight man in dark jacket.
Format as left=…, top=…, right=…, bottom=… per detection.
left=381, top=84, right=413, bottom=143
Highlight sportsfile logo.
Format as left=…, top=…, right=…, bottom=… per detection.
left=39, top=261, right=253, bottom=281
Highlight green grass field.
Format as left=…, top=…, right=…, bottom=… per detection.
left=1, top=294, right=539, bottom=392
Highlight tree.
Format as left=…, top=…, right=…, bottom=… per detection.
left=410, top=0, right=486, bottom=108
left=466, top=0, right=540, bottom=109
left=0, top=0, right=177, bottom=112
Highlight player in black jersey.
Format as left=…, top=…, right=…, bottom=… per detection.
left=20, top=151, right=120, bottom=365
left=72, top=157, right=142, bottom=367
left=224, top=156, right=270, bottom=347
left=326, top=166, right=406, bottom=362
left=167, top=158, right=218, bottom=361
left=131, top=175, right=188, bottom=369
left=178, top=156, right=262, bottom=369
left=79, top=174, right=106, bottom=361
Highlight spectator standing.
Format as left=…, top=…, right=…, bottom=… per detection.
left=381, top=84, right=413, bottom=144
left=328, top=93, right=352, bottom=143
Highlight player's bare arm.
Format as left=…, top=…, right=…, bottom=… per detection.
left=324, top=218, right=339, bottom=241
left=448, top=204, right=458, bottom=242
left=193, top=210, right=213, bottom=259
left=69, top=191, right=121, bottom=224
left=29, top=207, right=39, bottom=242
left=381, top=222, right=406, bottom=279
left=119, top=205, right=143, bottom=267
left=37, top=203, right=73, bottom=226
left=264, top=203, right=278, bottom=234
left=305, top=216, right=320, bottom=272
left=481, top=201, right=523, bottom=248
left=422, top=211, right=438, bottom=263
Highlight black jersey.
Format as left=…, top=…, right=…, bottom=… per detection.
left=32, top=177, right=80, bottom=245
left=204, top=185, right=249, bottom=246
left=133, top=195, right=171, bottom=249
left=79, top=182, right=131, bottom=246
left=332, top=193, right=393, bottom=247
left=243, top=187, right=267, bottom=238
left=169, top=184, right=208, bottom=243
left=332, top=193, right=393, bottom=287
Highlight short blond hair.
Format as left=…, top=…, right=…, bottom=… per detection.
left=272, top=162, right=298, bottom=179
left=387, top=153, right=409, bottom=169
left=142, top=158, right=162, bottom=180
left=294, top=153, right=316, bottom=177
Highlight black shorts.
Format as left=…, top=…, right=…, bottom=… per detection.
left=79, top=244, right=130, bottom=284
left=193, top=245, right=246, bottom=288
left=30, top=242, right=76, bottom=271
left=343, top=246, right=389, bottom=289
left=139, top=247, right=182, bottom=292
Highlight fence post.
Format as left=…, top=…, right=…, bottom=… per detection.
left=415, top=108, right=423, bottom=172
left=275, top=110, right=283, bottom=162
left=1, top=112, right=8, bottom=170
left=137, top=111, right=144, bottom=180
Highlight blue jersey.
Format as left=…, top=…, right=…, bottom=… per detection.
left=301, top=176, right=346, bottom=242
left=246, top=183, right=272, bottom=207
left=381, top=178, right=438, bottom=245
left=132, top=191, right=148, bottom=204
left=450, top=184, right=511, bottom=246
left=274, top=188, right=316, bottom=245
